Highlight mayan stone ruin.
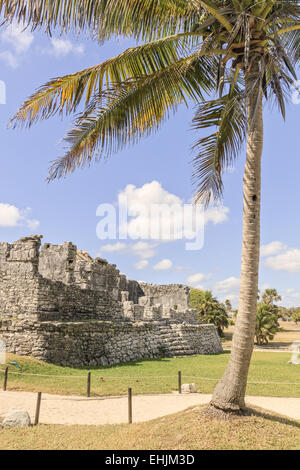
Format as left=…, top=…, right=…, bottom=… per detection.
left=0, top=235, right=222, bottom=366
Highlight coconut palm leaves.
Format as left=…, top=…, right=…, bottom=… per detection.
left=47, top=53, right=218, bottom=179
left=3, top=0, right=300, bottom=200
left=0, top=0, right=199, bottom=41
left=9, top=31, right=205, bottom=126
left=192, top=85, right=247, bottom=206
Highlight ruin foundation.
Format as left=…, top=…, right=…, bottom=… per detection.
left=0, top=235, right=222, bottom=366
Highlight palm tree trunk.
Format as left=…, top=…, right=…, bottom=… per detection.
left=210, top=69, right=263, bottom=412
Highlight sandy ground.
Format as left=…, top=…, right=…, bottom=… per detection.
left=0, top=391, right=299, bottom=425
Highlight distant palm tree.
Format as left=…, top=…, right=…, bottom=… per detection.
left=255, top=302, right=282, bottom=345
left=1, top=0, right=300, bottom=413
left=261, top=288, right=282, bottom=305
left=190, top=289, right=229, bottom=336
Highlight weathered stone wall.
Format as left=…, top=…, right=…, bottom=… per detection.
left=36, top=276, right=124, bottom=322
left=0, top=236, right=42, bottom=321
left=39, top=241, right=77, bottom=285
left=0, top=236, right=197, bottom=324
left=39, top=240, right=142, bottom=304
left=0, top=236, right=124, bottom=322
left=138, top=283, right=191, bottom=310
left=0, top=235, right=223, bottom=366
left=135, top=283, right=198, bottom=323
left=0, top=318, right=222, bottom=367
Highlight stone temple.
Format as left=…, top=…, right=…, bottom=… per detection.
left=0, top=235, right=222, bottom=366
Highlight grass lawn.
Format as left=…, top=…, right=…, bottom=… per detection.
left=0, top=405, right=299, bottom=450
left=0, top=351, right=299, bottom=398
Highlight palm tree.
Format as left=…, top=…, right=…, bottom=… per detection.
left=195, top=291, right=228, bottom=338
left=261, top=288, right=282, bottom=305
left=1, top=0, right=300, bottom=413
left=255, top=302, right=282, bottom=345
left=190, top=289, right=229, bottom=337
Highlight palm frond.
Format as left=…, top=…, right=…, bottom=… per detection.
left=10, top=31, right=203, bottom=128
left=47, top=53, right=218, bottom=180
left=272, top=21, right=297, bottom=79
left=267, top=60, right=291, bottom=119
left=264, top=1, right=300, bottom=27
left=282, top=29, right=300, bottom=62
left=192, top=83, right=247, bottom=207
left=0, top=0, right=200, bottom=42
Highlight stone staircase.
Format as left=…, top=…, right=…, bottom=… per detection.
left=157, top=325, right=195, bottom=356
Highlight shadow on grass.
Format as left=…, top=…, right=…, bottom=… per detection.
left=247, top=407, right=300, bottom=430
left=80, top=351, right=231, bottom=372
left=2, top=351, right=230, bottom=377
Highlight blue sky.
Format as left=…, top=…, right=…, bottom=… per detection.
left=0, top=21, right=300, bottom=308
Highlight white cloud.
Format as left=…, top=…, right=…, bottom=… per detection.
left=49, top=38, right=84, bottom=58
left=118, top=181, right=229, bottom=242
left=224, top=294, right=238, bottom=304
left=187, top=273, right=212, bottom=284
left=98, top=241, right=157, bottom=259
left=153, top=259, right=173, bottom=270
left=26, top=218, right=40, bottom=231
left=214, top=277, right=240, bottom=294
left=0, top=203, right=22, bottom=227
left=194, top=284, right=205, bottom=291
left=213, top=278, right=240, bottom=308
left=204, top=206, right=229, bottom=225
left=263, top=249, right=300, bottom=273
left=261, top=241, right=287, bottom=257
left=131, top=241, right=157, bottom=259
left=0, top=50, right=19, bottom=68
left=0, top=203, right=39, bottom=230
left=101, top=242, right=127, bottom=253
left=0, top=22, right=34, bottom=68
left=134, top=260, right=149, bottom=270
left=1, top=22, right=34, bottom=54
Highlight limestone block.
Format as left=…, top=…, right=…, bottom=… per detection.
left=133, top=305, right=145, bottom=320
left=138, top=296, right=149, bottom=307
left=2, top=409, right=31, bottom=428
left=121, top=291, right=129, bottom=302
left=123, top=301, right=134, bottom=319
left=181, top=383, right=197, bottom=393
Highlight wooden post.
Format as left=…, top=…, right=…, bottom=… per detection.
left=34, top=392, right=42, bottom=426
left=3, top=367, right=8, bottom=391
left=87, top=372, right=91, bottom=397
left=178, top=371, right=182, bottom=394
left=128, top=387, right=132, bottom=424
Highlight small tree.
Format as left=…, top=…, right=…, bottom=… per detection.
left=190, top=289, right=229, bottom=338
left=292, top=312, right=300, bottom=325
left=255, top=303, right=282, bottom=345
left=261, top=289, right=282, bottom=305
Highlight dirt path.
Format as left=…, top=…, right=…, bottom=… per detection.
left=0, top=391, right=299, bottom=425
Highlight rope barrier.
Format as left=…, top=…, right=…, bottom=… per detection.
left=84, top=375, right=179, bottom=379
left=182, top=375, right=300, bottom=385
left=0, top=372, right=178, bottom=380
left=0, top=370, right=87, bottom=378
left=0, top=369, right=299, bottom=385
